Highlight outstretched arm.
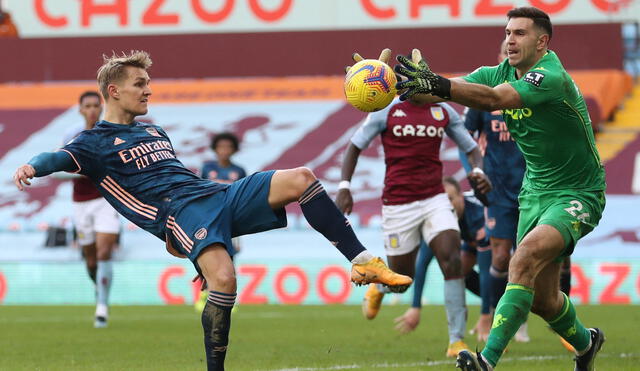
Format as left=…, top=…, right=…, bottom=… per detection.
left=335, top=143, right=362, bottom=215
left=450, top=78, right=522, bottom=111
left=395, top=49, right=523, bottom=111
left=14, top=151, right=78, bottom=191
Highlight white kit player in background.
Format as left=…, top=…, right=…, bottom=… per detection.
left=337, top=92, right=491, bottom=357
left=56, top=91, right=121, bottom=328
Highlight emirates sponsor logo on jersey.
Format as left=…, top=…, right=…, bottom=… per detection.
left=392, top=109, right=407, bottom=117
left=195, top=228, right=208, bottom=240
left=145, top=127, right=161, bottom=137
left=117, top=139, right=176, bottom=170
left=113, top=137, right=126, bottom=145
left=392, top=124, right=445, bottom=137
left=430, top=106, right=445, bottom=121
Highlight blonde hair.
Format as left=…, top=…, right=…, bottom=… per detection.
left=97, top=50, right=152, bottom=100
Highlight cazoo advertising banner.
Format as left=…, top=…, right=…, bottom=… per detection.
left=4, top=0, right=640, bottom=38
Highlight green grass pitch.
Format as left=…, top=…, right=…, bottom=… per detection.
left=0, top=305, right=638, bottom=370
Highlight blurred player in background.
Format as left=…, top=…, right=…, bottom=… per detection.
left=195, top=132, right=247, bottom=312
left=59, top=91, right=120, bottom=328
left=200, top=131, right=247, bottom=260
left=201, top=132, right=247, bottom=184
left=393, top=6, right=606, bottom=370
left=336, top=77, right=491, bottom=356
left=394, top=177, right=491, bottom=337
left=14, top=50, right=412, bottom=371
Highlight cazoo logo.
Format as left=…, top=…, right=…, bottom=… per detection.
left=392, top=124, right=444, bottom=137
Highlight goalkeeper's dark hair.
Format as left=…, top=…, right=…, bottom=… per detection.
left=211, top=132, right=240, bottom=152
left=79, top=91, right=101, bottom=105
left=443, top=176, right=461, bottom=193
left=507, top=6, right=552, bottom=40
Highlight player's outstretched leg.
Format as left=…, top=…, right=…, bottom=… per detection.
left=269, top=168, right=412, bottom=289
left=350, top=257, right=412, bottom=289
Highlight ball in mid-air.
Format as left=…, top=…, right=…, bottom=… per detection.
left=344, top=59, right=397, bottom=112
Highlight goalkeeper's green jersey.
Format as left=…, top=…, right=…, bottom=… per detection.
left=463, top=50, right=605, bottom=192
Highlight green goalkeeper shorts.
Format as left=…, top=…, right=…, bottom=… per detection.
left=517, top=188, right=606, bottom=258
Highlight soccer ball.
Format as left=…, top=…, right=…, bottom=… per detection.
left=344, top=59, right=397, bottom=112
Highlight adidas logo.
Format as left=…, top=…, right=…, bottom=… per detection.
left=392, top=109, right=406, bottom=117
left=113, top=137, right=126, bottom=145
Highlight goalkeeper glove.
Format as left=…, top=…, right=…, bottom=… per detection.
left=394, top=55, right=451, bottom=101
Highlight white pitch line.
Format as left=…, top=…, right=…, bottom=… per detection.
left=265, top=352, right=639, bottom=371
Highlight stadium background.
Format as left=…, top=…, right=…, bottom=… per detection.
left=0, top=0, right=639, bottom=309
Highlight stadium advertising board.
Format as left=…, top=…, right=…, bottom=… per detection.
left=4, top=0, right=639, bottom=38
left=0, top=259, right=640, bottom=305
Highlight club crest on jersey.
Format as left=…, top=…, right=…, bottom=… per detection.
left=430, top=106, right=445, bottom=121
left=145, top=127, right=161, bottom=137
left=195, top=228, right=208, bottom=240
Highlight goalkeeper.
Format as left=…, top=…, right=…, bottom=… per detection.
left=391, top=6, right=606, bottom=371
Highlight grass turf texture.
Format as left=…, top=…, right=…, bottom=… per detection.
left=0, top=305, right=637, bottom=370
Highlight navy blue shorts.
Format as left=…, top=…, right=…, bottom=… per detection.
left=485, top=204, right=518, bottom=242
left=166, top=170, right=287, bottom=263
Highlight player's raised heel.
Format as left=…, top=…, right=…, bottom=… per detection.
left=350, top=257, right=412, bottom=289
left=456, top=350, right=491, bottom=371
left=362, top=284, right=384, bottom=320
left=574, top=328, right=605, bottom=371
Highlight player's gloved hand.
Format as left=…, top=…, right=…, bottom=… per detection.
left=13, top=164, right=35, bottom=191
left=345, top=48, right=392, bottom=74
left=468, top=168, right=492, bottom=207
left=394, top=307, right=421, bottom=334
left=335, top=188, right=354, bottom=215
left=394, top=49, right=451, bottom=101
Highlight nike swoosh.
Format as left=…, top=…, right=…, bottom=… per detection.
left=354, top=269, right=366, bottom=277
